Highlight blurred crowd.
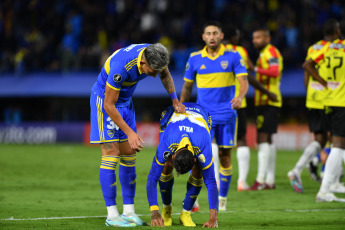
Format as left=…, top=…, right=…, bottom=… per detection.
left=0, top=0, right=344, bottom=74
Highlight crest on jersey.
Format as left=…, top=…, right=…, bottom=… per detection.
left=198, top=154, right=206, bottom=163
left=113, top=74, right=122, bottom=82
left=221, top=61, right=228, bottom=69
left=107, top=130, right=115, bottom=138
left=163, top=151, right=171, bottom=160
left=240, top=59, right=245, bottom=67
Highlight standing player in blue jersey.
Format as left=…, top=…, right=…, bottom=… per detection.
left=90, top=43, right=185, bottom=227
left=147, top=103, right=218, bottom=228
left=180, top=21, right=249, bottom=211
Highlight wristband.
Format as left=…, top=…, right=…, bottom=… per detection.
left=170, top=92, right=178, bottom=100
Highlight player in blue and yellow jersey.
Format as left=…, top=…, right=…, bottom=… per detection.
left=288, top=19, right=341, bottom=194
left=303, top=37, right=345, bottom=202
left=90, top=43, right=185, bottom=227
left=249, top=28, right=283, bottom=191
left=223, top=26, right=278, bottom=192
left=147, top=103, right=218, bottom=228
left=180, top=21, right=249, bottom=211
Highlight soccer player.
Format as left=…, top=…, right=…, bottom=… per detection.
left=146, top=103, right=218, bottom=228
left=249, top=28, right=283, bottom=190
left=303, top=38, right=345, bottom=202
left=225, top=26, right=278, bottom=191
left=180, top=21, right=249, bottom=210
left=288, top=19, right=341, bottom=193
left=90, top=43, right=185, bottom=227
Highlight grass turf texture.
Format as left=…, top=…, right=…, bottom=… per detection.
left=0, top=144, right=344, bottom=229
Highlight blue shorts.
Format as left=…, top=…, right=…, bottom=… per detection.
left=90, top=93, right=136, bottom=144
left=210, top=119, right=238, bottom=149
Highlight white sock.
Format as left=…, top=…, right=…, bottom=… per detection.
left=212, top=143, right=220, bottom=186
left=107, top=205, right=120, bottom=220
left=123, top=204, right=135, bottom=215
left=236, top=146, right=250, bottom=184
left=256, top=142, right=270, bottom=183
left=294, top=141, right=321, bottom=175
left=265, top=144, right=276, bottom=185
left=319, top=147, right=344, bottom=193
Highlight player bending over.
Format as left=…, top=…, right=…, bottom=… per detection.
left=147, top=103, right=218, bottom=228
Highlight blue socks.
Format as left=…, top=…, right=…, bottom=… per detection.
left=219, top=165, right=232, bottom=197
left=99, top=155, right=119, bottom=206
left=119, top=154, right=137, bottom=205
left=183, top=174, right=203, bottom=211
left=159, top=173, right=174, bottom=205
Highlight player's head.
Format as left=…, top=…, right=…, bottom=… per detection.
left=141, top=43, right=169, bottom=77
left=323, top=19, right=340, bottom=39
left=202, top=20, right=224, bottom=50
left=252, top=27, right=270, bottom=50
left=226, top=25, right=240, bottom=45
left=173, top=147, right=195, bottom=175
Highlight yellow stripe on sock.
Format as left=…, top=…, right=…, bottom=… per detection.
left=100, top=156, right=119, bottom=170
left=220, top=165, right=233, bottom=176
left=159, top=173, right=174, bottom=182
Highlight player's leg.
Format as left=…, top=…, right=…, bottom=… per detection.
left=288, top=109, right=326, bottom=193
left=236, top=108, right=250, bottom=191
left=265, top=135, right=276, bottom=189
left=159, top=158, right=174, bottom=226
left=90, top=93, right=134, bottom=227
left=317, top=107, right=345, bottom=202
left=180, top=162, right=203, bottom=227
left=117, top=104, right=147, bottom=226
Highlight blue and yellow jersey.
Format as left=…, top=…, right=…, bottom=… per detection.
left=91, top=44, right=150, bottom=106
left=305, top=40, right=330, bottom=109
left=226, top=44, right=250, bottom=108
left=184, top=44, right=248, bottom=124
left=147, top=103, right=218, bottom=211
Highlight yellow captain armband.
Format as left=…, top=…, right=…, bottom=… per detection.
left=150, top=205, right=159, bottom=212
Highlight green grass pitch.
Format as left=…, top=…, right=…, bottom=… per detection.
left=0, top=144, right=344, bottom=229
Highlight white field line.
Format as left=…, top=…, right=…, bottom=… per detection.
left=1, top=209, right=345, bottom=221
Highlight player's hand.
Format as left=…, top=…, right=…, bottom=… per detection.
left=202, top=218, right=218, bottom=228
left=230, top=97, right=242, bottom=110
left=127, top=131, right=145, bottom=152
left=267, top=92, right=278, bottom=102
left=151, top=210, right=165, bottom=227
left=173, top=100, right=186, bottom=113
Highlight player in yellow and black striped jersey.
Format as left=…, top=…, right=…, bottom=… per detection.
left=223, top=26, right=278, bottom=192
left=288, top=19, right=341, bottom=194
left=303, top=37, right=345, bottom=202
left=249, top=28, right=283, bottom=191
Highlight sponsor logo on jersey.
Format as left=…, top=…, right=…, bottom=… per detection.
left=198, top=154, right=206, bottom=163
left=113, top=74, right=122, bottom=82
left=328, top=81, right=340, bottom=90
left=185, top=62, right=190, bottom=70
left=220, top=61, right=228, bottom=69
left=200, top=64, right=206, bottom=69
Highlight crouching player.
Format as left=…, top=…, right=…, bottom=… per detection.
left=146, top=103, right=219, bottom=228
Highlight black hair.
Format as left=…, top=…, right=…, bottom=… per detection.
left=254, top=27, right=270, bottom=36
left=323, top=19, right=339, bottom=36
left=203, top=20, right=222, bottom=33
left=173, top=148, right=194, bottom=175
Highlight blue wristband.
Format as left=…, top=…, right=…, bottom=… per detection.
left=170, top=92, right=178, bottom=100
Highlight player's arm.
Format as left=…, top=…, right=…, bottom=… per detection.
left=254, top=51, right=280, bottom=78
left=159, top=67, right=186, bottom=113
left=104, top=85, right=144, bottom=152
left=180, top=80, right=194, bottom=103
left=146, top=154, right=166, bottom=227
left=302, top=59, right=327, bottom=88
left=303, top=71, right=309, bottom=90
left=231, top=74, right=248, bottom=109
left=247, top=73, right=278, bottom=102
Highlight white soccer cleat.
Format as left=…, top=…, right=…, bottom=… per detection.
left=219, top=196, right=227, bottom=211
left=316, top=192, right=345, bottom=202
left=237, top=180, right=250, bottom=191
left=329, top=182, right=345, bottom=193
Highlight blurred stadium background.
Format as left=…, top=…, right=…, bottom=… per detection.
left=0, top=0, right=344, bottom=149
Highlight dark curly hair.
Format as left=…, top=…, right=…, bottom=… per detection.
left=173, top=148, right=194, bottom=175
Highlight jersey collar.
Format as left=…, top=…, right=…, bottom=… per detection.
left=201, top=44, right=226, bottom=60
left=137, top=48, right=146, bottom=74
left=176, top=135, right=194, bottom=155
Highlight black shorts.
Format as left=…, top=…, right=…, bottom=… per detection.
left=256, top=106, right=280, bottom=134
left=326, top=106, right=345, bottom=138
left=237, top=108, right=247, bottom=139
left=307, top=108, right=329, bottom=135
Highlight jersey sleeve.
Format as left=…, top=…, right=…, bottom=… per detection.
left=184, top=55, right=196, bottom=82
left=106, top=62, right=129, bottom=91
left=310, top=44, right=329, bottom=65
left=232, top=52, right=248, bottom=78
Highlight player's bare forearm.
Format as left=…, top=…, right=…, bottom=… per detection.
left=159, top=68, right=176, bottom=95
left=180, top=81, right=193, bottom=103
left=237, top=75, right=249, bottom=101
left=248, top=74, right=278, bottom=102
left=302, top=59, right=327, bottom=88
left=303, top=71, right=309, bottom=90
